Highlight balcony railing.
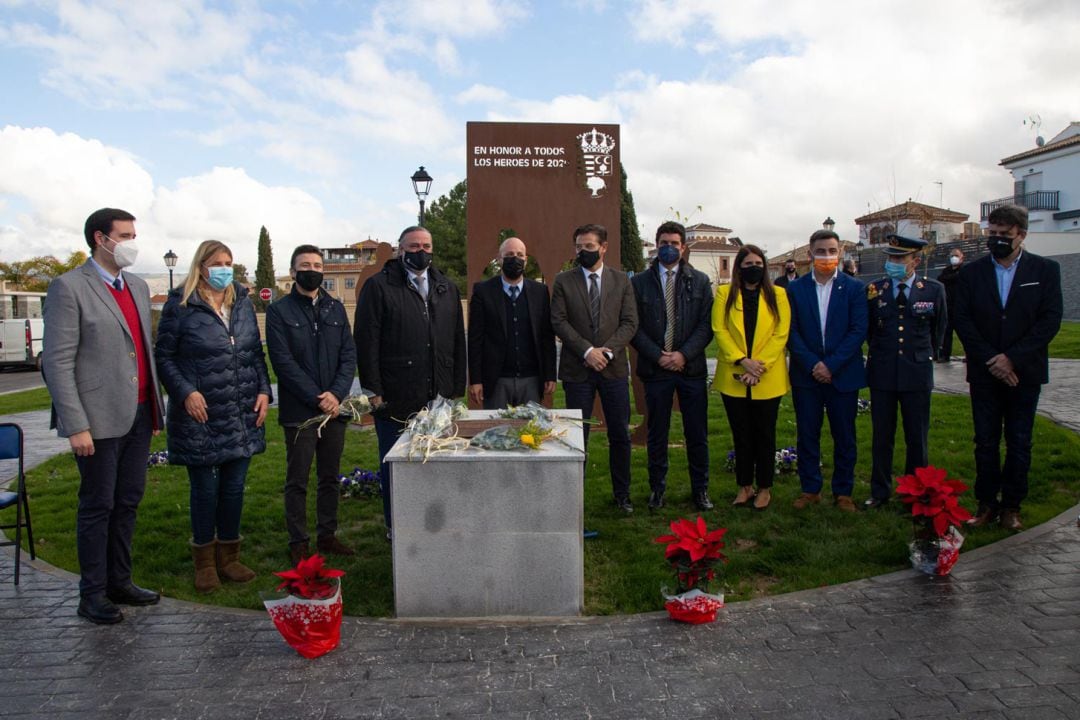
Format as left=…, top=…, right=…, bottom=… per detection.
left=980, top=190, right=1059, bottom=220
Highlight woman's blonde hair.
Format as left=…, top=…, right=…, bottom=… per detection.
left=180, top=239, right=236, bottom=308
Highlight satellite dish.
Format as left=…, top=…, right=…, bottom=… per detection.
left=1036, top=136, right=1046, bottom=147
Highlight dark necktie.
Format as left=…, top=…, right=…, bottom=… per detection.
left=113, top=278, right=122, bottom=291
left=509, top=285, right=519, bottom=301
left=588, top=273, right=600, bottom=333
left=897, top=282, right=908, bottom=308
left=664, top=270, right=676, bottom=351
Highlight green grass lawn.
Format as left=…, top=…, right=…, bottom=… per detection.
left=0, top=386, right=52, bottom=414
left=17, top=389, right=1080, bottom=617
left=1049, top=319, right=1080, bottom=359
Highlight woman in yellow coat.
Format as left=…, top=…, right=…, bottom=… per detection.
left=713, top=245, right=791, bottom=510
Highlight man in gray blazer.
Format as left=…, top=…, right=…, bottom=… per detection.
left=43, top=208, right=165, bottom=624
left=551, top=223, right=639, bottom=513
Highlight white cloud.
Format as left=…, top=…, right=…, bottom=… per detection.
left=390, top=0, right=529, bottom=37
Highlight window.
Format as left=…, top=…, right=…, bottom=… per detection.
left=722, top=258, right=728, bottom=271
left=345, top=278, right=356, bottom=290
left=322, top=279, right=335, bottom=291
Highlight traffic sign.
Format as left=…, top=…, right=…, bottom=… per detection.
left=259, top=288, right=273, bottom=302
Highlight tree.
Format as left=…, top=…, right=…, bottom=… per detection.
left=232, top=262, right=250, bottom=285
left=422, top=180, right=468, bottom=290
left=0, top=251, right=87, bottom=291
left=253, top=226, right=276, bottom=310
left=620, top=165, right=644, bottom=272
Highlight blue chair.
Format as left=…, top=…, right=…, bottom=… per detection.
left=0, top=423, right=34, bottom=585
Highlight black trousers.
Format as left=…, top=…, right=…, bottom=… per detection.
left=283, top=420, right=347, bottom=546
left=970, top=382, right=1040, bottom=511
left=74, top=402, right=152, bottom=598
left=644, top=375, right=710, bottom=494
left=869, top=388, right=931, bottom=500
left=563, top=374, right=632, bottom=500
left=721, top=393, right=781, bottom=490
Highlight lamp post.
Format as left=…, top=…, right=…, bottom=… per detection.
left=822, top=216, right=836, bottom=233
left=855, top=239, right=865, bottom=272
left=163, top=249, right=178, bottom=290
left=411, top=166, right=433, bottom=226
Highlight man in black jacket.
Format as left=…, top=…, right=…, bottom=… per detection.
left=354, top=226, right=466, bottom=531
left=631, top=221, right=715, bottom=511
left=954, top=205, right=1062, bottom=531
left=266, top=245, right=358, bottom=563
left=774, top=259, right=799, bottom=288
left=936, top=246, right=964, bottom=361
left=468, top=236, right=556, bottom=408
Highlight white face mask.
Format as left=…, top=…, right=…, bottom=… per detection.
left=949, top=256, right=961, bottom=266
left=102, top=235, right=139, bottom=269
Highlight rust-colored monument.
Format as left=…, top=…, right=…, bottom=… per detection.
left=466, top=122, right=621, bottom=293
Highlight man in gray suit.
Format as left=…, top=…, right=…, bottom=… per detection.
left=551, top=223, right=639, bottom=513
left=43, top=208, right=165, bottom=624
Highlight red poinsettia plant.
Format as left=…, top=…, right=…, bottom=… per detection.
left=274, top=553, right=345, bottom=599
left=895, top=465, right=973, bottom=538
left=654, top=516, right=728, bottom=593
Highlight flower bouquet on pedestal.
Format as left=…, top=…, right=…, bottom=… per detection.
left=262, top=554, right=345, bottom=659
left=896, top=466, right=972, bottom=576
left=654, top=517, right=728, bottom=624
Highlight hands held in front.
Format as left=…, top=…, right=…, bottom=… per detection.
left=585, top=347, right=611, bottom=372
left=468, top=384, right=484, bottom=405
left=987, top=353, right=1019, bottom=387
left=184, top=391, right=209, bottom=423
left=738, top=357, right=765, bottom=378
left=811, top=361, right=833, bottom=384
left=316, top=391, right=340, bottom=416
left=658, top=351, right=687, bottom=372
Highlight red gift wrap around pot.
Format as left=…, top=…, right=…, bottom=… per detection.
left=263, top=582, right=343, bottom=659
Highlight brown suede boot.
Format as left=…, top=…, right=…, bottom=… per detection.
left=191, top=540, right=221, bottom=594
left=215, top=538, right=256, bottom=583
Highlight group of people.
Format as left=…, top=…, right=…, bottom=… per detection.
left=43, top=205, right=1061, bottom=625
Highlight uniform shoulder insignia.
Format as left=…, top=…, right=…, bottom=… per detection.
left=866, top=283, right=879, bottom=299
left=916, top=280, right=925, bottom=289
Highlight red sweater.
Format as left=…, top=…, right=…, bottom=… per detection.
left=108, top=283, right=153, bottom=406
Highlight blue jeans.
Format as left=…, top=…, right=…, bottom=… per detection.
left=374, top=416, right=406, bottom=529
left=563, top=374, right=632, bottom=500
left=970, top=382, right=1041, bottom=510
left=187, top=457, right=251, bottom=545
left=644, top=375, right=710, bottom=494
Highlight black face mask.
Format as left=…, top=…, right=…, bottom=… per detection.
left=294, top=270, right=323, bottom=292
left=501, top=256, right=525, bottom=279
left=403, top=250, right=432, bottom=272
left=741, top=265, right=764, bottom=285
left=785, top=266, right=796, bottom=275
left=576, top=248, right=601, bottom=270
left=987, top=235, right=1015, bottom=260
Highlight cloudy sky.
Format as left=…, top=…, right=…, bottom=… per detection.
left=1, top=0, right=1077, bottom=274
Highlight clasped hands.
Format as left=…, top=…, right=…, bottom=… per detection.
left=986, top=353, right=1019, bottom=387
left=737, top=357, right=766, bottom=386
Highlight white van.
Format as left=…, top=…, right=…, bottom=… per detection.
left=0, top=318, right=44, bottom=369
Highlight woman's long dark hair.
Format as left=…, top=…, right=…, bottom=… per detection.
left=725, top=244, right=778, bottom=319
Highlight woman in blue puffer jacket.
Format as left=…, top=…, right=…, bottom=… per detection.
left=156, top=239, right=272, bottom=593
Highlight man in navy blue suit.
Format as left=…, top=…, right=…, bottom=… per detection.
left=954, top=205, right=1062, bottom=531
left=786, top=229, right=868, bottom=512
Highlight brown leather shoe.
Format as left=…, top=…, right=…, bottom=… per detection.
left=999, top=509, right=1023, bottom=531
left=289, top=542, right=309, bottom=566
left=968, top=505, right=1000, bottom=527
left=793, top=492, right=821, bottom=509
left=834, top=495, right=857, bottom=513
left=317, top=535, right=356, bottom=556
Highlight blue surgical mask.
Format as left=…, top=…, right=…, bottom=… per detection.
left=657, top=244, right=681, bottom=266
left=883, top=260, right=909, bottom=281
left=206, top=266, right=234, bottom=290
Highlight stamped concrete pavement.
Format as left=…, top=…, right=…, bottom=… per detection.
left=0, top=362, right=1078, bottom=719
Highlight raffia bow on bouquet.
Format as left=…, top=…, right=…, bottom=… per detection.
left=654, top=516, right=728, bottom=623
left=895, top=466, right=972, bottom=576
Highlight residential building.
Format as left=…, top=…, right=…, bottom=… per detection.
left=683, top=223, right=741, bottom=284
left=854, top=201, right=970, bottom=246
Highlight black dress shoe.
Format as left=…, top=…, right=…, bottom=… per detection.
left=648, top=491, right=665, bottom=510
left=615, top=496, right=634, bottom=514
left=106, top=582, right=161, bottom=606
left=78, top=595, right=123, bottom=625
left=862, top=497, right=889, bottom=510
left=693, top=491, right=714, bottom=511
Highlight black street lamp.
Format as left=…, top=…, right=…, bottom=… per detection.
left=822, top=216, right=836, bottom=233
left=163, top=249, right=178, bottom=290
left=411, top=166, right=433, bottom=226
left=855, top=239, right=865, bottom=271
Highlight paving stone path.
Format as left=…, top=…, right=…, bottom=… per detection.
left=1, top=360, right=1078, bottom=719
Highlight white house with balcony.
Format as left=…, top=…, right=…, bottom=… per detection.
left=981, top=122, right=1080, bottom=235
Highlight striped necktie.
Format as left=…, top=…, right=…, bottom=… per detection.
left=664, top=270, right=676, bottom=351
left=588, top=273, right=600, bottom=335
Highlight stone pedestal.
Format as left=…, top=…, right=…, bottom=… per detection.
left=387, top=410, right=585, bottom=618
